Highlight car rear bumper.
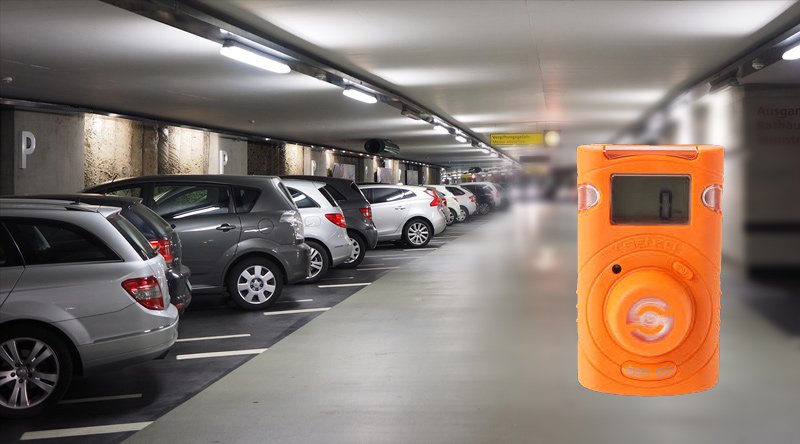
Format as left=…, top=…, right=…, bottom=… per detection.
left=362, top=225, right=379, bottom=249
left=431, top=211, right=447, bottom=235
left=167, top=264, right=192, bottom=314
left=75, top=304, right=179, bottom=373
left=278, top=242, right=312, bottom=284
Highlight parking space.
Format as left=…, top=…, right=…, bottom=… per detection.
left=0, top=217, right=488, bottom=444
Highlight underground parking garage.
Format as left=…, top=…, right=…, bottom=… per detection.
left=1, top=0, right=800, bottom=442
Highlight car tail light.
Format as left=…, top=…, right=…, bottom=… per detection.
left=469, top=195, right=476, bottom=202
left=122, top=276, right=165, bottom=310
left=149, top=238, right=174, bottom=265
left=359, top=207, right=372, bottom=220
left=425, top=190, right=441, bottom=207
left=442, top=198, right=448, bottom=206
left=325, top=213, right=347, bottom=228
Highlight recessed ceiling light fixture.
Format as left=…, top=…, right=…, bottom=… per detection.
left=342, top=86, right=378, bottom=104
left=783, top=42, right=800, bottom=60
left=220, top=40, right=291, bottom=74
left=490, top=152, right=499, bottom=158
left=454, top=134, right=468, bottom=143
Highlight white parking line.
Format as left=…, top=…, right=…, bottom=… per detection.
left=359, top=262, right=385, bottom=266
left=320, top=276, right=354, bottom=281
left=20, top=422, right=153, bottom=440
left=317, top=282, right=372, bottom=288
left=383, top=257, right=423, bottom=260
left=176, top=334, right=251, bottom=343
left=59, top=394, right=143, bottom=405
left=176, top=349, right=267, bottom=361
left=264, top=307, right=331, bottom=315
left=357, top=267, right=401, bottom=271
left=277, top=298, right=313, bottom=304
left=402, top=248, right=437, bottom=251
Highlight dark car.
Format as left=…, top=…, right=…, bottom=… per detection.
left=460, top=183, right=497, bottom=215
left=7, top=194, right=192, bottom=315
left=281, top=176, right=377, bottom=267
left=85, top=175, right=311, bottom=310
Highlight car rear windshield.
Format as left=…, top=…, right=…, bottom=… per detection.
left=318, top=187, right=339, bottom=207
left=324, top=184, right=348, bottom=202
left=446, top=186, right=465, bottom=196
left=123, top=204, right=172, bottom=240
left=108, top=213, right=158, bottom=261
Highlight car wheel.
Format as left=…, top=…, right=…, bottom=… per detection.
left=457, top=206, right=468, bottom=222
left=445, top=208, right=456, bottom=226
left=227, top=257, right=284, bottom=310
left=403, top=219, right=432, bottom=248
left=303, top=240, right=329, bottom=284
left=0, top=326, right=73, bottom=418
left=338, top=234, right=365, bottom=269
left=478, top=202, right=491, bottom=215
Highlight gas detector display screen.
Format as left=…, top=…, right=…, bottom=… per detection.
left=611, top=175, right=690, bottom=225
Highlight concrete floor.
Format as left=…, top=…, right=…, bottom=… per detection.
left=126, top=202, right=800, bottom=444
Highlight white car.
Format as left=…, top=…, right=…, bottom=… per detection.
left=428, top=185, right=472, bottom=223
left=282, top=179, right=353, bottom=283
left=444, top=185, right=478, bottom=218
left=359, top=184, right=447, bottom=248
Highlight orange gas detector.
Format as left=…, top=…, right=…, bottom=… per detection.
left=577, top=144, right=723, bottom=395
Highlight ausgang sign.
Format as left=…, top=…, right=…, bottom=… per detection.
left=490, top=132, right=544, bottom=146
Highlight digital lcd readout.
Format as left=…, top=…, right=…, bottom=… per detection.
left=611, top=175, right=690, bottom=225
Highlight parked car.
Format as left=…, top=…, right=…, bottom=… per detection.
left=431, top=189, right=455, bottom=226
left=0, top=199, right=179, bottom=417
left=467, top=182, right=507, bottom=210
left=9, top=194, right=192, bottom=315
left=444, top=185, right=478, bottom=218
left=281, top=179, right=352, bottom=283
left=358, top=184, right=447, bottom=248
left=427, top=185, right=467, bottom=223
left=281, top=176, right=377, bottom=268
left=85, top=175, right=311, bottom=310
left=460, top=183, right=498, bottom=215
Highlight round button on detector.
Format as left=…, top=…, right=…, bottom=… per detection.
left=605, top=269, right=693, bottom=357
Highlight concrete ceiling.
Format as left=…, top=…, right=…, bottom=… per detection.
left=1, top=0, right=799, bottom=169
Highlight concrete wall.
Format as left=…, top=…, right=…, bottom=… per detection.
left=209, top=135, right=248, bottom=175
left=742, top=85, right=800, bottom=271
left=7, top=110, right=85, bottom=195
left=621, top=84, right=800, bottom=275
left=1, top=109, right=249, bottom=194
left=84, top=114, right=145, bottom=186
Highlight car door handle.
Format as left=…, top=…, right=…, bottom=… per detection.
left=394, top=206, right=406, bottom=210
left=216, top=223, right=237, bottom=232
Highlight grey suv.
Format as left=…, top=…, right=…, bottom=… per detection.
left=0, top=199, right=178, bottom=417
left=86, top=175, right=310, bottom=310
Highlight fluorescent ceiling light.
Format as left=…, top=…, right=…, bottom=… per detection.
left=490, top=152, right=499, bottom=158
left=433, top=124, right=450, bottom=134
left=342, top=86, right=377, bottom=104
left=220, top=40, right=290, bottom=74
left=783, top=42, right=800, bottom=60
left=454, top=134, right=468, bottom=143
left=480, top=147, right=491, bottom=154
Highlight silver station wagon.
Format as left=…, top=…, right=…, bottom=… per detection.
left=0, top=199, right=179, bottom=418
